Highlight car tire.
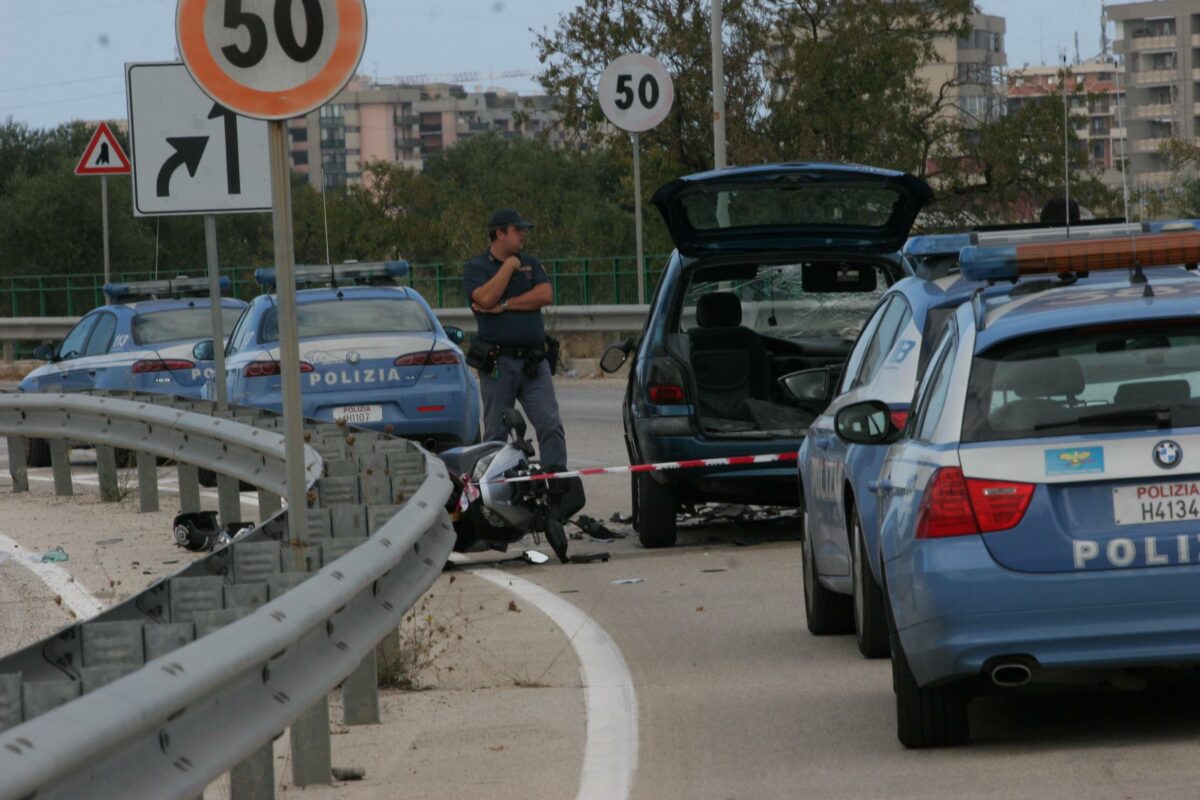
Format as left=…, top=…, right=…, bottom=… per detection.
left=636, top=472, right=677, bottom=548
left=851, top=506, right=890, bottom=659
left=889, top=585, right=970, bottom=748
left=26, top=437, right=52, bottom=468
left=802, top=511, right=853, bottom=635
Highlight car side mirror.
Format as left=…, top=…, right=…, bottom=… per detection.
left=192, top=339, right=215, bottom=361
left=600, top=337, right=635, bottom=374
left=834, top=400, right=900, bottom=445
left=779, top=368, right=833, bottom=406
left=33, top=343, right=56, bottom=362
left=443, top=325, right=466, bottom=345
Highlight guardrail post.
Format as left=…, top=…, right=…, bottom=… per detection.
left=177, top=463, right=201, bottom=513
left=341, top=650, right=380, bottom=725
left=7, top=436, right=28, bottom=493
left=230, top=741, right=275, bottom=800
left=217, top=475, right=242, bottom=527
left=290, top=697, right=332, bottom=786
left=257, top=489, right=281, bottom=521
left=50, top=438, right=72, bottom=496
left=96, top=445, right=119, bottom=502
left=137, top=451, right=158, bottom=512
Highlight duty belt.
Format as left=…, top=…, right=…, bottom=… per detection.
left=496, top=345, right=545, bottom=359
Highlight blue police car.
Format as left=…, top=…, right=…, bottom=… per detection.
left=600, top=162, right=934, bottom=548
left=833, top=224, right=1200, bottom=747
left=206, top=261, right=480, bottom=450
left=19, top=276, right=247, bottom=465
left=799, top=220, right=1166, bottom=659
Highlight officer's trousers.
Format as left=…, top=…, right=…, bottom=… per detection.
left=478, top=355, right=568, bottom=467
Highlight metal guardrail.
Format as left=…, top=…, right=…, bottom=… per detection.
left=0, top=391, right=455, bottom=799
left=0, top=305, right=651, bottom=363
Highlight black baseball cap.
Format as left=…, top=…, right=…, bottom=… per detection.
left=488, top=208, right=535, bottom=231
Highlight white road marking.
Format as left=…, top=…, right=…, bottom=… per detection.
left=0, top=531, right=105, bottom=619
left=458, top=557, right=639, bottom=800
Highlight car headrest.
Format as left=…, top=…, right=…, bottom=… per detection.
left=996, top=357, right=1085, bottom=399
left=696, top=292, right=742, bottom=328
left=1114, top=379, right=1191, bottom=406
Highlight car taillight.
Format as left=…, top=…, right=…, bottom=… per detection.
left=889, top=409, right=909, bottom=430
left=966, top=477, right=1035, bottom=532
left=915, top=467, right=978, bottom=539
left=243, top=360, right=314, bottom=377
left=647, top=357, right=687, bottom=405
left=395, top=349, right=461, bottom=366
left=132, top=359, right=195, bottom=373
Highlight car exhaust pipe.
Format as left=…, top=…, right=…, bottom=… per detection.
left=422, top=437, right=438, bottom=452
left=990, top=662, right=1033, bottom=688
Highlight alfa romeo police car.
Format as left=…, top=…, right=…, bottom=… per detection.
left=18, top=276, right=247, bottom=465
left=833, top=224, right=1200, bottom=748
left=203, top=261, right=480, bottom=449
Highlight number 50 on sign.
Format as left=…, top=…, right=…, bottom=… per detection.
left=598, top=53, right=674, bottom=134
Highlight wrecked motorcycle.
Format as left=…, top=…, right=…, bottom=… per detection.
left=441, top=409, right=585, bottom=564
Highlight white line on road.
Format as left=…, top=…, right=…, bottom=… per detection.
left=461, top=559, right=639, bottom=800
left=0, top=531, right=105, bottom=619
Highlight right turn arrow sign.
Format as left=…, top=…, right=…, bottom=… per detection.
left=156, top=136, right=209, bottom=197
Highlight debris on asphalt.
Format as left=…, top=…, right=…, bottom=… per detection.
left=702, top=568, right=727, bottom=573
left=36, top=546, right=68, bottom=563
left=332, top=767, right=365, bottom=781
left=570, top=515, right=623, bottom=542
left=611, top=578, right=643, bottom=585
left=95, top=538, right=124, bottom=546
left=609, top=512, right=633, bottom=525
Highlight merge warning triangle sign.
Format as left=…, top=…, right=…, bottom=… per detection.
left=75, top=122, right=131, bottom=175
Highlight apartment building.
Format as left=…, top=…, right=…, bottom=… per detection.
left=918, top=12, right=1008, bottom=125
left=1007, top=58, right=1129, bottom=187
left=288, top=77, right=565, bottom=189
left=1105, top=0, right=1200, bottom=189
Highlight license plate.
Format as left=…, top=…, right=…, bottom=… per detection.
left=1113, top=481, right=1200, bottom=525
left=332, top=404, right=382, bottom=424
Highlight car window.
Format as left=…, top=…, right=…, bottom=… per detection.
left=838, top=297, right=891, bottom=395
left=962, top=319, right=1200, bottom=442
left=226, top=306, right=253, bottom=356
left=260, top=298, right=434, bottom=342
left=58, top=315, right=98, bottom=361
left=851, top=296, right=911, bottom=390
left=916, top=306, right=955, bottom=378
left=132, top=307, right=245, bottom=345
left=83, top=313, right=118, bottom=356
left=909, top=325, right=955, bottom=440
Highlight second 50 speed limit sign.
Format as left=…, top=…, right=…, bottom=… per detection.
left=599, top=53, right=674, bottom=133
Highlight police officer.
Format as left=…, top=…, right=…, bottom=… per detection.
left=463, top=208, right=567, bottom=470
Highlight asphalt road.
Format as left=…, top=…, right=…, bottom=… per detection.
left=4, top=381, right=1200, bottom=798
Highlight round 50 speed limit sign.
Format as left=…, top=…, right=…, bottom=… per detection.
left=598, top=53, right=675, bottom=133
left=177, top=0, right=367, bottom=120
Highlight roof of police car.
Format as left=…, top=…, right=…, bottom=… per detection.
left=121, top=297, right=247, bottom=313
left=258, top=285, right=419, bottom=304
left=973, top=268, right=1200, bottom=351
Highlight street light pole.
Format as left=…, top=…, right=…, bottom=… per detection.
left=711, top=0, right=726, bottom=170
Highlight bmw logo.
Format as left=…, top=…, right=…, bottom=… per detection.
left=346, top=351, right=361, bottom=365
left=1153, top=440, right=1182, bottom=469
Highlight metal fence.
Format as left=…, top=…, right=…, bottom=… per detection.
left=2, top=255, right=670, bottom=318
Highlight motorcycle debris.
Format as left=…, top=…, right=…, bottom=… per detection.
left=571, top=515, right=623, bottom=543
left=36, top=546, right=68, bottom=564
left=611, top=577, right=643, bottom=585
left=332, top=767, right=365, bottom=781
left=569, top=552, right=610, bottom=564
left=95, top=538, right=124, bottom=546
left=609, top=512, right=634, bottom=525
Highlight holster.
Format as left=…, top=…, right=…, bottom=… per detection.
left=544, top=335, right=561, bottom=376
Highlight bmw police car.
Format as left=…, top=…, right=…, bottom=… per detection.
left=799, top=220, right=1171, bottom=659
left=203, top=261, right=480, bottom=449
left=833, top=224, right=1200, bottom=748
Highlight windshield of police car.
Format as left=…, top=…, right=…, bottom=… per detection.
left=132, top=308, right=246, bottom=345
left=963, top=321, right=1200, bottom=441
left=260, top=298, right=433, bottom=342
left=679, top=262, right=888, bottom=341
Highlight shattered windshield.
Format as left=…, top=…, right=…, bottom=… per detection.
left=680, top=262, right=888, bottom=341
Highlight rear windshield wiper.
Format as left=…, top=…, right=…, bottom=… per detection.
left=1033, top=405, right=1173, bottom=431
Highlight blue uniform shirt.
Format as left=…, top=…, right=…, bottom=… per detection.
left=463, top=250, right=549, bottom=347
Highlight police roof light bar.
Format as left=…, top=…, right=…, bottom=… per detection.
left=901, top=220, right=1199, bottom=260
left=959, top=229, right=1200, bottom=283
left=254, top=260, right=410, bottom=288
left=104, top=275, right=231, bottom=302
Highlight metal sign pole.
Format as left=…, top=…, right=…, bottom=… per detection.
left=203, top=214, right=228, bottom=409
left=101, top=175, right=111, bottom=287
left=268, top=121, right=309, bottom=555
left=632, top=132, right=646, bottom=305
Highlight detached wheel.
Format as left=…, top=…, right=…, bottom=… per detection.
left=890, top=588, right=970, bottom=748
left=26, top=437, right=52, bottom=468
left=636, top=473, right=677, bottom=548
left=545, top=516, right=570, bottom=563
left=802, top=511, right=853, bottom=635
left=851, top=506, right=890, bottom=658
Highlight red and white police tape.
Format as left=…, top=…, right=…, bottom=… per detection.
left=487, top=451, right=799, bottom=484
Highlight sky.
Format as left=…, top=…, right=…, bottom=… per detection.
left=0, top=0, right=1110, bottom=131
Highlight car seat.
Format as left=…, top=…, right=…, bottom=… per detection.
left=1114, top=379, right=1191, bottom=407
left=687, top=292, right=771, bottom=421
left=989, top=356, right=1084, bottom=431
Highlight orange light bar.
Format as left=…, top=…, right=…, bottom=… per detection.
left=1014, top=230, right=1200, bottom=274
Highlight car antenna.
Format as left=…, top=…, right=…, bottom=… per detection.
left=1127, top=233, right=1153, bottom=296
left=768, top=267, right=778, bottom=326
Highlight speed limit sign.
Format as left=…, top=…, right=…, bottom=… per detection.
left=599, top=53, right=674, bottom=133
left=176, top=0, right=367, bottom=120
